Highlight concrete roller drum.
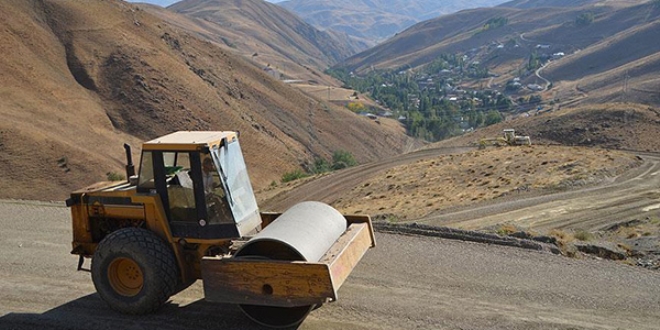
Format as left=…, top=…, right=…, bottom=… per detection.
left=235, top=201, right=348, bottom=328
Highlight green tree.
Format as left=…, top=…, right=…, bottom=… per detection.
left=529, top=94, right=542, bottom=105
left=576, top=13, right=594, bottom=26
left=484, top=110, right=503, bottom=126
left=528, top=51, right=540, bottom=71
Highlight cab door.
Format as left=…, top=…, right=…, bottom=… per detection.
left=137, top=150, right=240, bottom=240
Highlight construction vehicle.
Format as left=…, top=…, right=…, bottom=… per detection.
left=502, top=129, right=532, bottom=145
left=479, top=129, right=531, bottom=148
left=66, top=131, right=375, bottom=328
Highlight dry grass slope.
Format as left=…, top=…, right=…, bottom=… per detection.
left=334, top=145, right=640, bottom=220
left=141, top=0, right=367, bottom=85
left=0, top=0, right=412, bottom=201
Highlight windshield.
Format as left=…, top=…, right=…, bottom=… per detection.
left=210, top=140, right=259, bottom=226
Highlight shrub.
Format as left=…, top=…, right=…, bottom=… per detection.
left=106, top=171, right=125, bottom=181
left=573, top=230, right=593, bottom=241
left=281, top=170, right=308, bottom=183
left=347, top=101, right=366, bottom=112
left=575, top=13, right=594, bottom=27
left=332, top=150, right=358, bottom=170
left=311, top=157, right=332, bottom=174
left=496, top=224, right=518, bottom=236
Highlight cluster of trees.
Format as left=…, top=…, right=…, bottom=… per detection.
left=480, top=17, right=509, bottom=33
left=527, top=51, right=542, bottom=71
left=327, top=54, right=509, bottom=142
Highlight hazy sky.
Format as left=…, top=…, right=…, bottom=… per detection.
left=125, top=0, right=284, bottom=6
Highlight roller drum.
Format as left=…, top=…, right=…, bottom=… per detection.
left=235, top=201, right=347, bottom=328
left=235, top=201, right=347, bottom=262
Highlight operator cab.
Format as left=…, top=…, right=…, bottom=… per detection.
left=136, top=131, right=261, bottom=240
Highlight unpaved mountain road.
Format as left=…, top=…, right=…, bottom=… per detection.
left=1, top=200, right=659, bottom=330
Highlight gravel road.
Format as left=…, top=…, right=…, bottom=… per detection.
left=1, top=200, right=659, bottom=330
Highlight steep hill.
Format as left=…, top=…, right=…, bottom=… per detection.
left=0, top=0, right=412, bottom=201
left=278, top=0, right=510, bottom=44
left=539, top=3, right=660, bottom=105
left=167, top=0, right=364, bottom=64
left=138, top=0, right=366, bottom=86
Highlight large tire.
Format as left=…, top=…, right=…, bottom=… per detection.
left=91, top=228, right=179, bottom=315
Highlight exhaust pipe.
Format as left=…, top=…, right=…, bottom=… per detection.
left=124, top=143, right=135, bottom=183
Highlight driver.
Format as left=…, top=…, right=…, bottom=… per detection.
left=202, top=157, right=216, bottom=194
left=202, top=156, right=230, bottom=223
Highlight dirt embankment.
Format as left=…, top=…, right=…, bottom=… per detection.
left=332, top=145, right=641, bottom=221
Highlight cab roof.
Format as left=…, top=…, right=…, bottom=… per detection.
left=142, top=131, right=238, bottom=151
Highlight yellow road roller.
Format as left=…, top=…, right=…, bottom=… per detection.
left=66, top=131, right=375, bottom=327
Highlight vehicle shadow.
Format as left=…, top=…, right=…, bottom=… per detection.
left=0, top=293, right=301, bottom=330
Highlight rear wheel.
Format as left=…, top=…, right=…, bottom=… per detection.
left=91, top=228, right=179, bottom=314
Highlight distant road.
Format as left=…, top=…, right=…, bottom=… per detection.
left=1, top=200, right=659, bottom=330
left=535, top=61, right=552, bottom=91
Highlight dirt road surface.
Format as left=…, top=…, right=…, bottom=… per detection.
left=1, top=200, right=659, bottom=330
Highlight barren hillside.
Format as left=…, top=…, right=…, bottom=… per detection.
left=0, top=0, right=413, bottom=201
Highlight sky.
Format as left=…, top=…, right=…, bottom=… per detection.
left=125, top=0, right=284, bottom=6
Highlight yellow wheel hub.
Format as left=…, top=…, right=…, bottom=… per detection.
left=108, top=257, right=143, bottom=297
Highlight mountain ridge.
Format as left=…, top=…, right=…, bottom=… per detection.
left=278, top=0, right=511, bottom=44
